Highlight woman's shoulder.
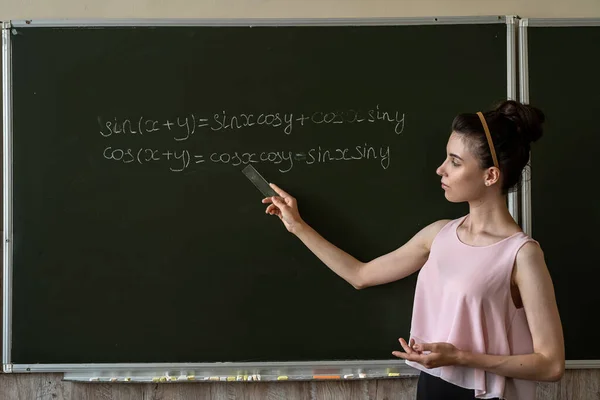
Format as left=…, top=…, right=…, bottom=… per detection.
left=432, top=215, right=469, bottom=234
left=421, top=218, right=455, bottom=235
left=415, top=218, right=455, bottom=251
left=430, top=218, right=455, bottom=232
left=515, top=237, right=543, bottom=259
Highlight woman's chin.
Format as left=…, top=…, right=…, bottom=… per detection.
left=443, top=192, right=462, bottom=203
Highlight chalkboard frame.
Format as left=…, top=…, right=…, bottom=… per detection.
left=2, top=16, right=520, bottom=381
left=518, top=18, right=600, bottom=369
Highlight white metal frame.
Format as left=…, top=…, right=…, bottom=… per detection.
left=519, top=19, right=532, bottom=237
left=8, top=16, right=508, bottom=27
left=2, top=21, right=14, bottom=374
left=3, top=15, right=550, bottom=381
left=506, top=16, right=519, bottom=224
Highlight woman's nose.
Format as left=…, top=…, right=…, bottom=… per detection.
left=436, top=164, right=444, bottom=177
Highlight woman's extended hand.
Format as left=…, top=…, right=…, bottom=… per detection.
left=262, top=183, right=305, bottom=234
left=392, top=338, right=463, bottom=369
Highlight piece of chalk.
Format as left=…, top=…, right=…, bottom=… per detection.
left=124, top=377, right=132, bottom=382
left=358, top=373, right=367, bottom=378
left=388, top=372, right=400, bottom=377
left=227, top=376, right=236, bottom=381
left=343, top=374, right=354, bottom=379
left=209, top=376, right=219, bottom=381
left=277, top=375, right=288, bottom=380
left=187, top=375, right=195, bottom=381
left=313, top=375, right=340, bottom=380
left=152, top=377, right=160, bottom=383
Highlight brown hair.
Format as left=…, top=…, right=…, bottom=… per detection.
left=451, top=100, right=545, bottom=194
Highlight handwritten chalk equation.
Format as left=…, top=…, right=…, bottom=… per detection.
left=97, top=105, right=406, bottom=141
left=102, top=143, right=391, bottom=173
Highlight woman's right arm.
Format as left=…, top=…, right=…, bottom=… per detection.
left=263, top=183, right=449, bottom=290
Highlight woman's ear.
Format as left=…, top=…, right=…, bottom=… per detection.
left=484, top=167, right=501, bottom=187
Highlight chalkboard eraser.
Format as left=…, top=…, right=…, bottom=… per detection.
left=242, top=164, right=279, bottom=198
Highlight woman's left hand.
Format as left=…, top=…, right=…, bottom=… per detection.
left=392, top=338, right=463, bottom=369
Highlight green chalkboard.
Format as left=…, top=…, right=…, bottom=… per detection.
left=526, top=22, right=600, bottom=361
left=8, top=21, right=507, bottom=364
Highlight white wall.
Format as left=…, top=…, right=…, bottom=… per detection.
left=1, top=0, right=600, bottom=20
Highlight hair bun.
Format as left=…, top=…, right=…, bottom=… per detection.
left=495, top=100, right=545, bottom=143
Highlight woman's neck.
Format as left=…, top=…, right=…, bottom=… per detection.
left=465, top=194, right=519, bottom=236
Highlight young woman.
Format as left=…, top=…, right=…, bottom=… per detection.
left=262, top=100, right=565, bottom=400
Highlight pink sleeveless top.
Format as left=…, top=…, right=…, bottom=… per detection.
left=406, top=216, right=537, bottom=400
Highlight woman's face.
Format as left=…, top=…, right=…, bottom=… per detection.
left=436, top=132, right=490, bottom=203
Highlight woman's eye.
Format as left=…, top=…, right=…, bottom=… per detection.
left=451, top=160, right=460, bottom=167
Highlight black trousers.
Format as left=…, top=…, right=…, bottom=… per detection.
left=416, top=372, right=501, bottom=400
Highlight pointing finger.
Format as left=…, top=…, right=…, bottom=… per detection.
left=269, top=183, right=291, bottom=198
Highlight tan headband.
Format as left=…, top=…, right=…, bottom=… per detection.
left=476, top=112, right=499, bottom=168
